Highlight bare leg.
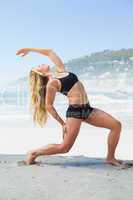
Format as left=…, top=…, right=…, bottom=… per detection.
left=106, top=124, right=121, bottom=165
left=26, top=118, right=82, bottom=165
left=26, top=144, right=64, bottom=165
left=83, top=108, right=122, bottom=166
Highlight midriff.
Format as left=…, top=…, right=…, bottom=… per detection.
left=67, top=80, right=89, bottom=105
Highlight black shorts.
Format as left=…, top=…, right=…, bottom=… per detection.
left=66, top=102, right=94, bottom=120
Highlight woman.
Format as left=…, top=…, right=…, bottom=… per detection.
left=16, top=48, right=122, bottom=166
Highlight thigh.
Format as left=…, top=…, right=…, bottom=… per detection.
left=62, top=118, right=82, bottom=149
left=84, top=107, right=118, bottom=129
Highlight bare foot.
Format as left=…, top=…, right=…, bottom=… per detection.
left=17, top=160, right=38, bottom=166
left=26, top=151, right=38, bottom=165
left=106, top=158, right=122, bottom=166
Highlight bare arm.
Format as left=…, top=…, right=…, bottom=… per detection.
left=16, top=48, right=66, bottom=72
left=45, top=80, right=65, bottom=126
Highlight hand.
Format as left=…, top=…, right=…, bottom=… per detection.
left=16, top=48, right=30, bottom=57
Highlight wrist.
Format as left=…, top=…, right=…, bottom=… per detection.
left=61, top=121, right=65, bottom=126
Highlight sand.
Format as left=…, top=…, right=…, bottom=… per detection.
left=0, top=154, right=133, bottom=200
left=0, top=102, right=133, bottom=199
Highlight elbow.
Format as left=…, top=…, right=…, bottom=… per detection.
left=47, top=49, right=53, bottom=56
left=48, top=49, right=59, bottom=57
left=41, top=48, right=53, bottom=56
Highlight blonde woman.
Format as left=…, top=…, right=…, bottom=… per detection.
left=16, top=48, right=122, bottom=166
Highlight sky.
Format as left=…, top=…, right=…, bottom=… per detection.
left=0, top=0, right=133, bottom=86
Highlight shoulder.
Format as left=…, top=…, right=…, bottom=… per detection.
left=55, top=68, right=69, bottom=73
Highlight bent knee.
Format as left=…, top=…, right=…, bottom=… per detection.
left=112, top=120, right=122, bottom=131
left=58, top=144, right=71, bottom=153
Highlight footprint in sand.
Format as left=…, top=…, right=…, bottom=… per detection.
left=116, top=162, right=133, bottom=170
left=17, top=160, right=42, bottom=166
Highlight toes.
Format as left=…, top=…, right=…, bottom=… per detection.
left=106, top=159, right=122, bottom=167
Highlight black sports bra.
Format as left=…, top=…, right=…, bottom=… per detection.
left=56, top=72, right=79, bottom=96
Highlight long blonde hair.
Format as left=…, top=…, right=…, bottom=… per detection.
left=28, top=69, right=49, bottom=127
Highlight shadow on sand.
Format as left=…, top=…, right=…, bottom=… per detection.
left=16, top=155, right=133, bottom=170
left=0, top=154, right=133, bottom=169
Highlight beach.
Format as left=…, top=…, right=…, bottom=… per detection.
left=0, top=77, right=133, bottom=200
left=0, top=109, right=133, bottom=200
left=0, top=155, right=133, bottom=200
left=0, top=0, right=133, bottom=198
left=0, top=99, right=132, bottom=160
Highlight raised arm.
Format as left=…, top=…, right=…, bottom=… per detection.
left=16, top=48, right=66, bottom=72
